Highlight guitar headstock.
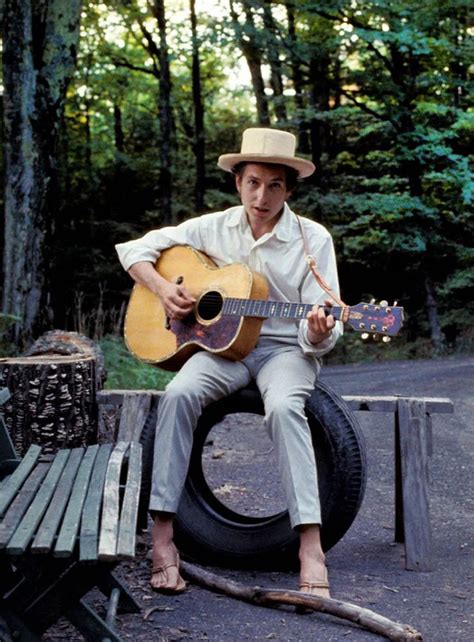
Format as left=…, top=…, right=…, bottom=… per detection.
left=346, top=301, right=404, bottom=342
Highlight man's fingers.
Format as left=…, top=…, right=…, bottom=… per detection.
left=176, top=288, right=196, bottom=304
left=307, top=305, right=335, bottom=333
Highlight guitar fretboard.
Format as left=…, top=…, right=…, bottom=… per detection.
left=222, top=298, right=345, bottom=320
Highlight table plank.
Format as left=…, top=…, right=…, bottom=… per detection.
left=116, top=442, right=142, bottom=559
left=54, top=445, right=99, bottom=557
left=98, top=442, right=129, bottom=561
left=117, top=394, right=151, bottom=442
left=6, top=450, right=70, bottom=554
left=0, top=445, right=42, bottom=517
left=398, top=398, right=433, bottom=571
left=31, top=448, right=85, bottom=554
left=0, top=463, right=49, bottom=548
left=343, top=395, right=454, bottom=414
left=80, top=443, right=113, bottom=561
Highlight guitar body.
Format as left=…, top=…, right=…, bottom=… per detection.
left=124, top=246, right=269, bottom=371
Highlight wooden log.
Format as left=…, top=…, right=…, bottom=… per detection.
left=180, top=561, right=423, bottom=641
left=0, top=355, right=98, bottom=455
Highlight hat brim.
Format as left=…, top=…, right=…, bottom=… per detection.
left=217, top=153, right=315, bottom=178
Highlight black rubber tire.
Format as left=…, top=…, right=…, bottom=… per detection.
left=139, top=378, right=366, bottom=570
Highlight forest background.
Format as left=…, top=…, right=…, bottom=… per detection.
left=1, top=0, right=473, bottom=388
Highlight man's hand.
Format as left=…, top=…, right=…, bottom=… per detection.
left=157, top=280, right=196, bottom=321
left=128, top=261, right=196, bottom=321
left=306, top=300, right=336, bottom=345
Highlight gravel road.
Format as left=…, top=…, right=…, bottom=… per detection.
left=47, top=356, right=474, bottom=642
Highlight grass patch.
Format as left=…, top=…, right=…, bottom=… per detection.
left=99, top=335, right=174, bottom=390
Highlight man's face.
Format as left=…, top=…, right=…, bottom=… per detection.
left=235, top=163, right=292, bottom=232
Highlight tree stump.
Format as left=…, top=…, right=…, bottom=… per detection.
left=0, top=354, right=98, bottom=455
left=23, top=329, right=106, bottom=389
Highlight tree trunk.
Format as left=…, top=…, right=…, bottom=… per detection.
left=84, top=98, right=93, bottom=182
left=190, top=0, right=205, bottom=212
left=1, top=0, right=82, bottom=347
left=114, top=104, right=125, bottom=154
left=263, top=0, right=287, bottom=123
left=423, top=276, right=447, bottom=354
left=230, top=0, right=270, bottom=126
left=285, top=0, right=309, bottom=152
left=152, top=0, right=173, bottom=225
left=309, top=54, right=331, bottom=186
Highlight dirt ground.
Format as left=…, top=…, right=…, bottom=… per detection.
left=45, top=355, right=473, bottom=642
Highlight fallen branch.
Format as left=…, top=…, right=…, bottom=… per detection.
left=180, top=561, right=422, bottom=642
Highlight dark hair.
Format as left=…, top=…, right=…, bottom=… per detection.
left=231, top=162, right=299, bottom=191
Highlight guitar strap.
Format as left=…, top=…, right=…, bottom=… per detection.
left=296, top=215, right=347, bottom=307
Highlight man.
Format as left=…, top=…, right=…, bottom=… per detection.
left=116, top=128, right=343, bottom=597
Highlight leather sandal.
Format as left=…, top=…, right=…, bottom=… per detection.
left=299, top=580, right=330, bottom=593
left=296, top=580, right=330, bottom=614
left=151, top=552, right=187, bottom=594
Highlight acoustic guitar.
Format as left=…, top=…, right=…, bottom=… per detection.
left=125, top=245, right=404, bottom=371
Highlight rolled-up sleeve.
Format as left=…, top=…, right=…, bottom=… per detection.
left=115, top=217, right=206, bottom=271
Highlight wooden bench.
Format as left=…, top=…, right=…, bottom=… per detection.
left=0, top=387, right=143, bottom=642
left=97, top=387, right=453, bottom=573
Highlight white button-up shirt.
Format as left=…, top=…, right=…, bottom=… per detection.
left=116, top=203, right=343, bottom=358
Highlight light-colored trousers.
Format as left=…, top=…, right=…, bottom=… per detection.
left=149, top=341, right=322, bottom=528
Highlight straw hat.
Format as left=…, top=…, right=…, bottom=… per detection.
left=218, top=128, right=315, bottom=178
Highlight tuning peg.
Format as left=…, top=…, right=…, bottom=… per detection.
left=370, top=298, right=376, bottom=304
left=380, top=300, right=388, bottom=307
left=382, top=336, right=391, bottom=343
left=393, top=300, right=398, bottom=307
left=361, top=332, right=370, bottom=341
left=372, top=333, right=380, bottom=342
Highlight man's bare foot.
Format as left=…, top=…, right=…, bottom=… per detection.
left=298, top=524, right=330, bottom=598
left=150, top=514, right=186, bottom=593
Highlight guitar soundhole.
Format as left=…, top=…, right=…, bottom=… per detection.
left=198, top=290, right=224, bottom=321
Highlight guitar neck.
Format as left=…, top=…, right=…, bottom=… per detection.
left=222, top=298, right=345, bottom=321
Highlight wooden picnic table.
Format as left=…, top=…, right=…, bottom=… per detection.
left=0, top=387, right=143, bottom=642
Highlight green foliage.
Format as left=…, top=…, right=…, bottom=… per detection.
left=99, top=335, right=174, bottom=390
left=18, top=0, right=470, bottom=356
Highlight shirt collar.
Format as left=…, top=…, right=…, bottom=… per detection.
left=225, top=203, right=294, bottom=242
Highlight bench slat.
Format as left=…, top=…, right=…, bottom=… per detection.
left=0, top=463, right=50, bottom=548
left=116, top=442, right=142, bottom=559
left=98, top=442, right=129, bottom=561
left=31, top=448, right=85, bottom=554
left=54, top=445, right=99, bottom=557
left=80, top=443, right=114, bottom=561
left=6, top=450, right=70, bottom=554
left=0, top=445, right=42, bottom=517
